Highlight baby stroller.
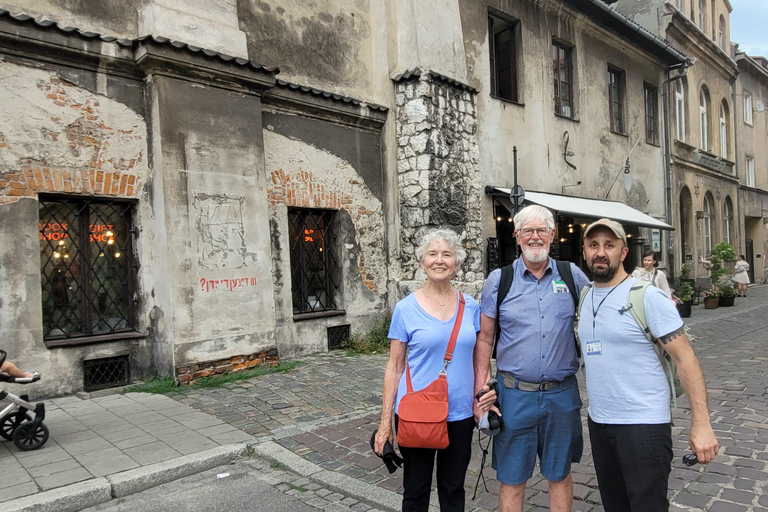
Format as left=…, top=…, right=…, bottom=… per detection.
left=0, top=349, right=49, bottom=450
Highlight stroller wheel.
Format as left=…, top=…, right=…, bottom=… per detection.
left=12, top=421, right=49, bottom=451
left=1, top=412, right=32, bottom=441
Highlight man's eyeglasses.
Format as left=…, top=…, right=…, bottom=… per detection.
left=518, top=227, right=551, bottom=238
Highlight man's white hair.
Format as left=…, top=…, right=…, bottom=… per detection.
left=513, top=205, right=555, bottom=231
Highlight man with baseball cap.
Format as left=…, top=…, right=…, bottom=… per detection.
left=578, top=218, right=719, bottom=512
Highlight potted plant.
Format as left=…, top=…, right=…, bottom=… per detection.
left=701, top=287, right=719, bottom=309
left=718, top=280, right=736, bottom=307
left=674, top=281, right=694, bottom=317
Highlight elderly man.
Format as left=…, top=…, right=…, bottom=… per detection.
left=474, top=205, right=588, bottom=512
left=579, top=218, right=719, bottom=512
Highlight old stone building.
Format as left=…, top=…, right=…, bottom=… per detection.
left=0, top=2, right=389, bottom=396
left=734, top=52, right=768, bottom=284
left=617, top=0, right=746, bottom=284
left=0, top=0, right=717, bottom=395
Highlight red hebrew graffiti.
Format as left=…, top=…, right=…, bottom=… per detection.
left=199, top=277, right=258, bottom=292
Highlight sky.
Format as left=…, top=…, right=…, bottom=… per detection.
left=730, top=0, right=768, bottom=57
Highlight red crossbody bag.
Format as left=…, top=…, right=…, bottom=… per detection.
left=397, top=293, right=466, bottom=449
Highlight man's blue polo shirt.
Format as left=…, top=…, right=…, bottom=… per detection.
left=480, top=258, right=589, bottom=383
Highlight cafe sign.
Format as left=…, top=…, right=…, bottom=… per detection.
left=693, top=151, right=726, bottom=172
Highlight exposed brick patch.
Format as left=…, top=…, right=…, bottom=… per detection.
left=0, top=70, right=145, bottom=205
left=175, top=349, right=279, bottom=385
left=268, top=167, right=381, bottom=293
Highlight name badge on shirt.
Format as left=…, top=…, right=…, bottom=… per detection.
left=585, top=340, right=602, bottom=356
left=553, top=280, right=569, bottom=294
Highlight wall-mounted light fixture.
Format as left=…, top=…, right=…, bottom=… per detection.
left=695, top=211, right=710, bottom=219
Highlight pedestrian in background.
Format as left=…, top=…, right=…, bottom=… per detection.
left=733, top=254, right=750, bottom=297
left=474, top=205, right=589, bottom=512
left=375, top=228, right=482, bottom=512
left=579, top=219, right=719, bottom=512
left=631, top=249, right=672, bottom=299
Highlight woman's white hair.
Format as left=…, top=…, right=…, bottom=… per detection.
left=513, top=205, right=555, bottom=231
left=415, top=228, right=467, bottom=267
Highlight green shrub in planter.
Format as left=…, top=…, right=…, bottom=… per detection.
left=675, top=281, right=694, bottom=302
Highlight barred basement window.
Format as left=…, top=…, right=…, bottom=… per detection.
left=288, top=208, right=342, bottom=315
left=39, top=196, right=137, bottom=342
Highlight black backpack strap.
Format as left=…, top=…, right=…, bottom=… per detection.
left=493, top=262, right=515, bottom=359
left=555, top=259, right=582, bottom=359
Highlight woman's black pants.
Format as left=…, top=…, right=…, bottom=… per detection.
left=396, top=416, right=475, bottom=512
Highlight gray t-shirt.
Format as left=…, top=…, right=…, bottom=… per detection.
left=577, top=278, right=683, bottom=424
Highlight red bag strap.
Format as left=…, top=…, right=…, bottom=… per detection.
left=405, top=293, right=466, bottom=392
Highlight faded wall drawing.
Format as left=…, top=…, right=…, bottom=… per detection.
left=193, top=194, right=247, bottom=269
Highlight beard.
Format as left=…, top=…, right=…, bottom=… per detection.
left=521, top=244, right=549, bottom=263
left=589, top=257, right=621, bottom=283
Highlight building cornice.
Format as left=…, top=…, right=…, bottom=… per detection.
left=736, top=52, right=768, bottom=87
left=666, top=10, right=738, bottom=80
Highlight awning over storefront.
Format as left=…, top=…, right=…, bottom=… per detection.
left=488, top=188, right=674, bottom=230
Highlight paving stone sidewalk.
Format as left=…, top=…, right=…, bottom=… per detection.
left=170, top=285, right=768, bottom=512
left=0, top=392, right=252, bottom=504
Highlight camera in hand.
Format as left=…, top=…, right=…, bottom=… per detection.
left=479, top=378, right=503, bottom=437
left=682, top=453, right=698, bottom=466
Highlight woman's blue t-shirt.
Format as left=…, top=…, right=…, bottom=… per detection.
left=388, top=292, right=481, bottom=422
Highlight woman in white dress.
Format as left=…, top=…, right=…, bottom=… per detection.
left=733, top=254, right=750, bottom=297
left=631, top=250, right=672, bottom=298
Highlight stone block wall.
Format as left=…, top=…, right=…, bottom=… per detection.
left=394, top=69, right=484, bottom=293
left=175, top=349, right=279, bottom=385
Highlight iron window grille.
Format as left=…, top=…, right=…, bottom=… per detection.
left=83, top=356, right=129, bottom=392
left=327, top=324, right=351, bottom=350
left=288, top=208, right=341, bottom=315
left=552, top=41, right=573, bottom=118
left=39, top=196, right=137, bottom=342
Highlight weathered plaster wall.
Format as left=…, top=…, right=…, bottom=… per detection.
left=735, top=62, right=768, bottom=282
left=263, top=117, right=387, bottom=357
left=0, top=62, right=155, bottom=397
left=2, top=0, right=248, bottom=59
left=152, top=77, right=277, bottom=368
left=459, top=0, right=669, bottom=261
left=238, top=0, right=374, bottom=99
left=139, top=0, right=249, bottom=58
left=387, top=0, right=468, bottom=82
left=0, top=0, right=141, bottom=40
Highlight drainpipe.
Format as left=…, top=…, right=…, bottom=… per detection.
left=662, top=61, right=691, bottom=278
left=731, top=75, right=742, bottom=256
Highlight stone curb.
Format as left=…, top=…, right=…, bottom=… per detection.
left=251, top=440, right=441, bottom=512
left=0, top=444, right=248, bottom=512
left=108, top=444, right=249, bottom=497
left=0, top=478, right=112, bottom=512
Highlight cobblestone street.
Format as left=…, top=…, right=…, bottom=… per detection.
left=163, top=285, right=768, bottom=512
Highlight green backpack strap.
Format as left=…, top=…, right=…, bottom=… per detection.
left=624, top=281, right=654, bottom=343
left=622, top=280, right=684, bottom=415
left=577, top=283, right=592, bottom=322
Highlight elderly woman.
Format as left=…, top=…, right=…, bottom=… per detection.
left=631, top=249, right=672, bottom=298
left=375, top=228, right=482, bottom=512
